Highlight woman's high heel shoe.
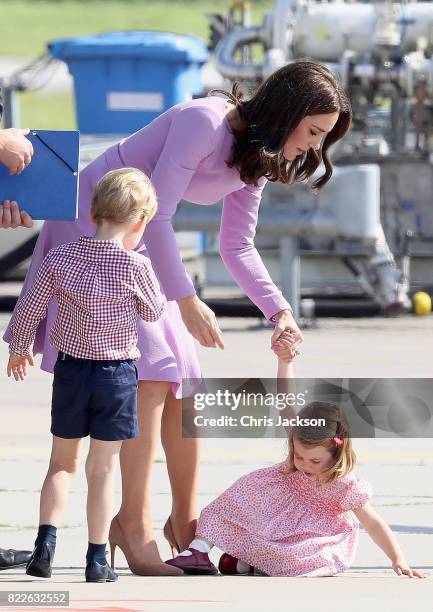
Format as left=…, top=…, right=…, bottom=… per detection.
left=163, top=516, right=198, bottom=558
left=109, top=515, right=183, bottom=576
left=163, top=517, right=180, bottom=558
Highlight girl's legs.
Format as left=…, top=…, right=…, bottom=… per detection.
left=115, top=381, right=169, bottom=566
left=175, top=539, right=252, bottom=575
left=165, top=535, right=218, bottom=575
left=39, top=436, right=81, bottom=526
left=85, top=438, right=122, bottom=546
left=161, top=390, right=200, bottom=550
left=178, top=537, right=213, bottom=555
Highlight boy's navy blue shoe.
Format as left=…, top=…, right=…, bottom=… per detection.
left=85, top=561, right=118, bottom=583
left=26, top=543, right=55, bottom=578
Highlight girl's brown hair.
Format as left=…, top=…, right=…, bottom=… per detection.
left=286, top=401, right=356, bottom=484
left=212, top=59, right=352, bottom=190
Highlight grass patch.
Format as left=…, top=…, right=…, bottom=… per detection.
left=19, top=91, right=75, bottom=129
left=0, top=0, right=273, bottom=57
left=1, top=1, right=273, bottom=128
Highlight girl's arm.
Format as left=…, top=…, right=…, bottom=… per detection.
left=276, top=331, right=297, bottom=394
left=277, top=358, right=294, bottom=385
left=353, top=502, right=425, bottom=578
left=276, top=335, right=298, bottom=430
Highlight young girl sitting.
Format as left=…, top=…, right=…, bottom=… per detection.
left=166, top=337, right=425, bottom=578
left=6, top=168, right=164, bottom=583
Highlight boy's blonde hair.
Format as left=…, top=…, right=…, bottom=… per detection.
left=91, top=168, right=157, bottom=225
left=286, top=401, right=356, bottom=484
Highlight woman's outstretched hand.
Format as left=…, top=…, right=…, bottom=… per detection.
left=271, top=310, right=303, bottom=362
left=177, top=294, right=224, bottom=349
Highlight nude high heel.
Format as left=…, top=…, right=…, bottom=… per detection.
left=108, top=515, right=183, bottom=576
left=163, top=516, right=180, bottom=558
left=163, top=516, right=198, bottom=558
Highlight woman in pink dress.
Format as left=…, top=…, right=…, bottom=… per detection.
left=167, top=363, right=425, bottom=579
left=4, top=60, right=352, bottom=575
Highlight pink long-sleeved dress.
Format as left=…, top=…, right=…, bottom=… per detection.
left=4, top=96, right=291, bottom=397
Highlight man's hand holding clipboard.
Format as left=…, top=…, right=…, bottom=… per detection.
left=0, top=129, right=80, bottom=222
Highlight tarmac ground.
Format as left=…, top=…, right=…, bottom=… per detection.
left=0, top=312, right=432, bottom=611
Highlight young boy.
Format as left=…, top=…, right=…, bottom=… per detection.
left=7, top=168, right=164, bottom=583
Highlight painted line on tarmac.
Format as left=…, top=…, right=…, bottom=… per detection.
left=200, top=450, right=433, bottom=463
left=73, top=599, right=226, bottom=602
left=1, top=447, right=433, bottom=463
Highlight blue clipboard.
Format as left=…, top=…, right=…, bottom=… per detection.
left=0, top=129, right=80, bottom=221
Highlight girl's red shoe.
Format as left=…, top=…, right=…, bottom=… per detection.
left=218, top=553, right=254, bottom=575
left=165, top=549, right=218, bottom=575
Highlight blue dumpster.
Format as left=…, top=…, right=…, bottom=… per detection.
left=48, top=31, right=208, bottom=135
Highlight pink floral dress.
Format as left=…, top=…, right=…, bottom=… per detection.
left=196, top=462, right=372, bottom=577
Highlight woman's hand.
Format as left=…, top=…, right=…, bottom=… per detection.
left=274, top=330, right=298, bottom=364
left=271, top=310, right=303, bottom=362
left=177, top=294, right=224, bottom=349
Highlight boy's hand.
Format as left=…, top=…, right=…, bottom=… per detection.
left=392, top=559, right=426, bottom=578
left=7, top=353, right=34, bottom=381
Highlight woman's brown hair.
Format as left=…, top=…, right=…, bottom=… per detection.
left=211, top=59, right=352, bottom=190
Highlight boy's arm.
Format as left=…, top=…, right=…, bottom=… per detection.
left=353, top=502, right=425, bottom=578
left=134, top=261, right=165, bottom=322
left=8, top=254, right=55, bottom=356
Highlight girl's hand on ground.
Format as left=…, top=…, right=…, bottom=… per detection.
left=7, top=353, right=34, bottom=381
left=177, top=294, right=224, bottom=349
left=392, top=560, right=426, bottom=578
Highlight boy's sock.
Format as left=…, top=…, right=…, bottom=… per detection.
left=86, top=542, right=107, bottom=565
left=35, top=524, right=57, bottom=548
left=178, top=538, right=212, bottom=556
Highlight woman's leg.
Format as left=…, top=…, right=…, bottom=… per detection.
left=39, top=436, right=81, bottom=526
left=86, top=439, right=122, bottom=545
left=115, top=380, right=169, bottom=565
left=161, top=390, right=200, bottom=550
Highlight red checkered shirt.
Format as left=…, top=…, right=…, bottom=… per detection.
left=8, top=236, right=165, bottom=360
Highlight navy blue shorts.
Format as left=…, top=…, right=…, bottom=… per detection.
left=51, top=352, right=139, bottom=441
